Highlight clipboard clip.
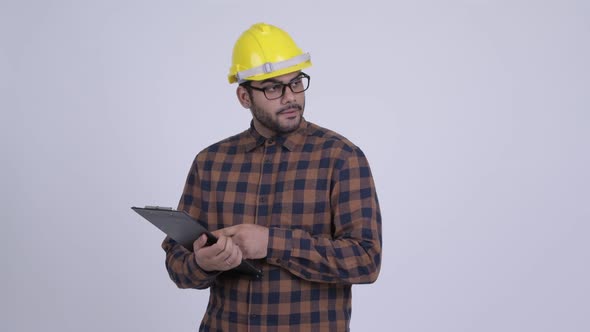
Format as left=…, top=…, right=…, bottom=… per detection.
left=144, top=206, right=173, bottom=210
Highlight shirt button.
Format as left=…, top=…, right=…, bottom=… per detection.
left=259, top=196, right=266, bottom=203
left=267, top=138, right=275, bottom=145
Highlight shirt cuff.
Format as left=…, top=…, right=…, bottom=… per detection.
left=266, top=227, right=293, bottom=266
left=186, top=252, right=222, bottom=279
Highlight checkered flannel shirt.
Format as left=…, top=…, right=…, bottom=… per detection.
left=162, top=119, right=382, bottom=331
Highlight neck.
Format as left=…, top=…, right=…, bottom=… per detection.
left=252, top=119, right=275, bottom=138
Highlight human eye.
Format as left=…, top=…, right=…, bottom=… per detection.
left=290, top=78, right=303, bottom=88
left=264, top=84, right=282, bottom=93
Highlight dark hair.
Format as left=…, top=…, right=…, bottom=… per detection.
left=240, top=82, right=254, bottom=100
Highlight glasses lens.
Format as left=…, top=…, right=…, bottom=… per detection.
left=261, top=74, right=310, bottom=100
left=290, top=76, right=309, bottom=93
left=264, top=84, right=284, bottom=99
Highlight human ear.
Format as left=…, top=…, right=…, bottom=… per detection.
left=236, top=86, right=251, bottom=109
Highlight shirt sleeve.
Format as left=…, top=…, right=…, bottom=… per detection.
left=266, top=147, right=382, bottom=284
left=161, top=157, right=220, bottom=289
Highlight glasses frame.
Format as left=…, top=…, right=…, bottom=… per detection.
left=246, top=72, right=311, bottom=100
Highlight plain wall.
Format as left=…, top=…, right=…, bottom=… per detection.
left=2, top=0, right=589, bottom=331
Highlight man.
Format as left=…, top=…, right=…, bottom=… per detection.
left=162, top=22, right=382, bottom=331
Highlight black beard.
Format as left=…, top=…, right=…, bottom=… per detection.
left=250, top=102, right=304, bottom=135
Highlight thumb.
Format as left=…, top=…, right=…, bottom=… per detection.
left=193, top=234, right=208, bottom=251
left=212, top=225, right=238, bottom=238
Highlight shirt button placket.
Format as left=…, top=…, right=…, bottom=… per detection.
left=257, top=139, right=275, bottom=228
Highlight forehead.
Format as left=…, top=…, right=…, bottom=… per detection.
left=256, top=71, right=302, bottom=85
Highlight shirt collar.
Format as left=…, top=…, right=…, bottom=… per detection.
left=244, top=118, right=310, bottom=152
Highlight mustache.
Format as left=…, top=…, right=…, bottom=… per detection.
left=278, top=104, right=303, bottom=114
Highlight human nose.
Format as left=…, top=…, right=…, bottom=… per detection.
left=280, top=84, right=297, bottom=102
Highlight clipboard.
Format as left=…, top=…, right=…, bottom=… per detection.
left=132, top=206, right=262, bottom=279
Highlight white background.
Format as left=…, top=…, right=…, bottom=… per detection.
left=2, top=1, right=589, bottom=331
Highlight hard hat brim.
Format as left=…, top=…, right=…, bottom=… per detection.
left=229, top=56, right=311, bottom=84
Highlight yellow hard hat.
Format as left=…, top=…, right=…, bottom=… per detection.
left=228, top=23, right=312, bottom=84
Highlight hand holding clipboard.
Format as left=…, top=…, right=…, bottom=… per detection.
left=132, top=206, right=262, bottom=279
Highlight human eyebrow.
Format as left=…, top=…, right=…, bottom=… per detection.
left=259, top=74, right=303, bottom=85
left=259, top=78, right=283, bottom=85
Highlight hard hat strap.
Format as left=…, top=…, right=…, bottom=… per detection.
left=236, top=53, right=311, bottom=83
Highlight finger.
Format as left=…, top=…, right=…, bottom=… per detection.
left=222, top=236, right=235, bottom=258
left=193, top=234, right=208, bottom=251
left=210, top=235, right=231, bottom=260
left=235, top=244, right=243, bottom=264
left=208, top=234, right=226, bottom=255
left=225, top=243, right=243, bottom=267
left=222, top=240, right=234, bottom=261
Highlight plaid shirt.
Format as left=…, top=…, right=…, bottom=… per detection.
left=162, top=119, right=382, bottom=331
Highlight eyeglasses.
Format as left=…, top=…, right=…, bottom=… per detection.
left=246, top=73, right=310, bottom=100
